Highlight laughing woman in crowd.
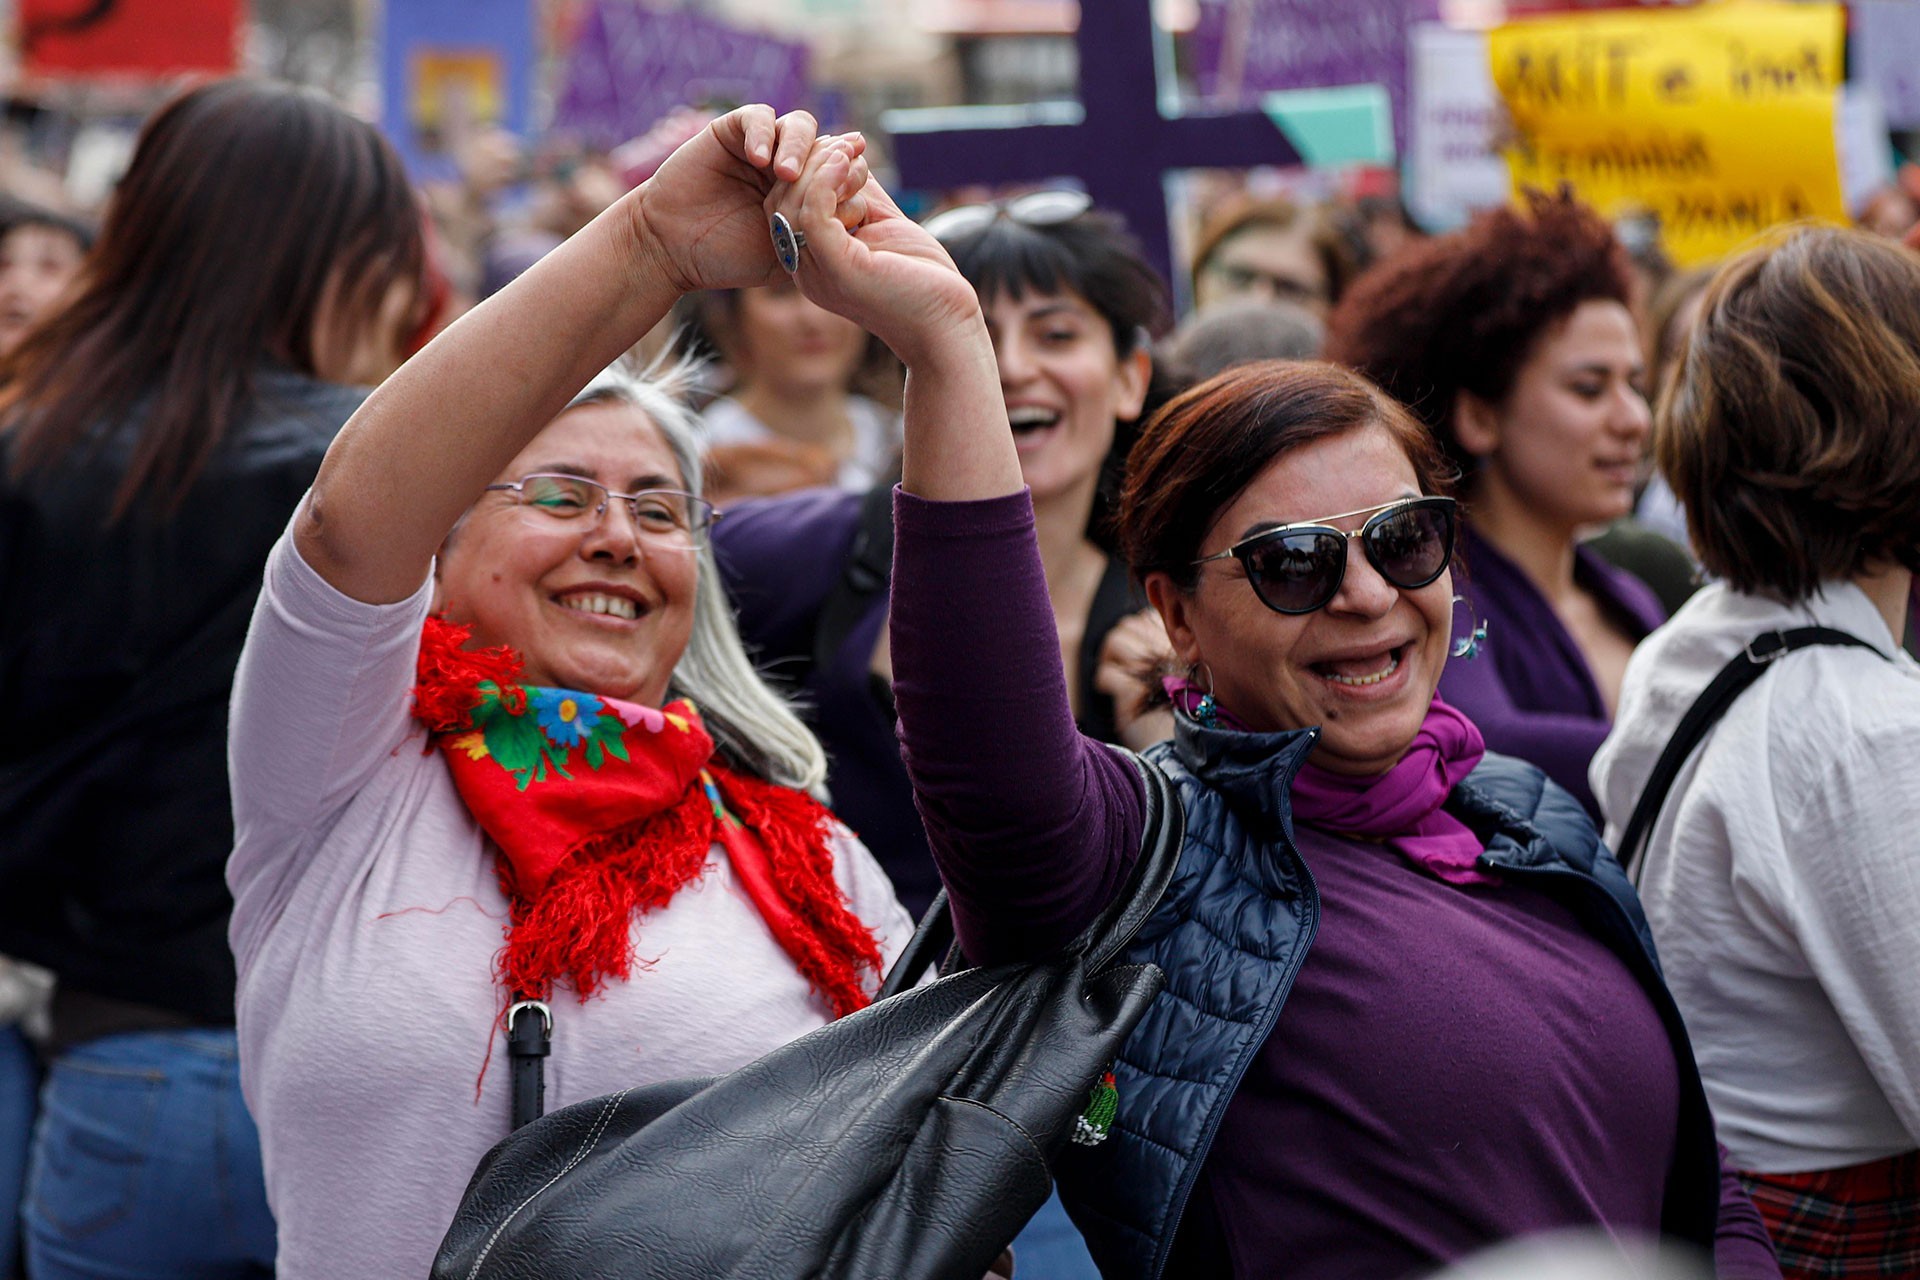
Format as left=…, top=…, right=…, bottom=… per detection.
left=224, top=109, right=911, bottom=1278
left=1326, top=192, right=1664, bottom=816
left=762, top=135, right=1777, bottom=1277
left=715, top=194, right=1168, bottom=919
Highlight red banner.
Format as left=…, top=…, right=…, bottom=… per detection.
left=19, top=0, right=241, bottom=77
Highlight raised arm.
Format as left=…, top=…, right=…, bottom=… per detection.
left=297, top=107, right=863, bottom=605
left=768, top=159, right=1145, bottom=963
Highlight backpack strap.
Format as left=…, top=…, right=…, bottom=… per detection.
left=1619, top=626, right=1877, bottom=882
left=810, top=481, right=896, bottom=684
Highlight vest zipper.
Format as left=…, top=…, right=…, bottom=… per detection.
left=1149, top=850, right=1322, bottom=1280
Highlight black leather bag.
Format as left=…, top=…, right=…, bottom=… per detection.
left=432, top=748, right=1183, bottom=1280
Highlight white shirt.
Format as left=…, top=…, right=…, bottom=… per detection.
left=227, top=529, right=912, bottom=1278
left=1590, top=580, right=1920, bottom=1172
left=699, top=394, right=901, bottom=491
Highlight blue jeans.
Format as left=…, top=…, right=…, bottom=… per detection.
left=0, top=1024, right=39, bottom=1277
left=23, top=1030, right=274, bottom=1279
left=1011, top=1188, right=1098, bottom=1278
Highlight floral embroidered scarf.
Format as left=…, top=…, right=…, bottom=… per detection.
left=413, top=616, right=881, bottom=1017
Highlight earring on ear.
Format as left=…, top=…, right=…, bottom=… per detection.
left=1449, top=595, right=1487, bottom=661
left=1190, top=662, right=1219, bottom=728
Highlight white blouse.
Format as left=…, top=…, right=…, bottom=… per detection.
left=1591, top=580, right=1920, bottom=1173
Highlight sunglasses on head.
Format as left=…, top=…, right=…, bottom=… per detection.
left=1193, top=497, right=1457, bottom=615
left=920, top=189, right=1094, bottom=242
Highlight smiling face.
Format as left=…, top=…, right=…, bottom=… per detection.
left=432, top=400, right=698, bottom=704
left=1147, top=422, right=1454, bottom=776
left=1464, top=298, right=1651, bottom=529
left=983, top=287, right=1150, bottom=506
left=732, top=278, right=869, bottom=400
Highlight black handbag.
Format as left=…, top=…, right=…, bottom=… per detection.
left=432, top=747, right=1184, bottom=1280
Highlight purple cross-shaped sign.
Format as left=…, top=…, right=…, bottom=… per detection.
left=883, top=1, right=1303, bottom=290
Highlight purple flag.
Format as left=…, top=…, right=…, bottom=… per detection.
left=555, top=0, right=809, bottom=147
left=1185, top=0, right=1422, bottom=146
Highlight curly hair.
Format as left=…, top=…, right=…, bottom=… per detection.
left=1658, top=226, right=1920, bottom=601
left=1323, top=189, right=1633, bottom=472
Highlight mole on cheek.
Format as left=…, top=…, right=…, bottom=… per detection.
left=491, top=573, right=503, bottom=583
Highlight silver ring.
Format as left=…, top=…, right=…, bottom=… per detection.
left=770, top=212, right=806, bottom=273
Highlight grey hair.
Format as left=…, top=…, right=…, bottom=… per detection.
left=564, top=355, right=829, bottom=795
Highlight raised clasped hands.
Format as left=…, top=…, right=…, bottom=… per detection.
left=632, top=102, right=988, bottom=373
left=763, top=130, right=990, bottom=372
left=630, top=105, right=870, bottom=296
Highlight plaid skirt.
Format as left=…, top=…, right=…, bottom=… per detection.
left=1739, top=1150, right=1920, bottom=1279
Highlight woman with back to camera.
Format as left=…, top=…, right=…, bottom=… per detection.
left=0, top=79, right=426, bottom=1278
left=223, top=109, right=913, bottom=1277
left=714, top=192, right=1170, bottom=919
left=1326, top=190, right=1663, bottom=816
left=759, top=142, right=1777, bottom=1279
left=1592, top=227, right=1920, bottom=1279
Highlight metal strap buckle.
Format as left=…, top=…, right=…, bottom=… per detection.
left=1743, top=631, right=1790, bottom=664
left=505, top=999, right=552, bottom=1038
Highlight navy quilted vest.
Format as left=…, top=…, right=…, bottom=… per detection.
left=1054, top=715, right=1724, bottom=1280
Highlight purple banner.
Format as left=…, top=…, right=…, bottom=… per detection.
left=555, top=0, right=809, bottom=148
left=1184, top=0, right=1421, bottom=146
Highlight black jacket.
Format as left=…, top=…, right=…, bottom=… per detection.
left=0, top=367, right=365, bottom=1024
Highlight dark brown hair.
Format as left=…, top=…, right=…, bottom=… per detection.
left=1657, top=226, right=1920, bottom=600
left=1121, top=359, right=1453, bottom=590
left=1324, top=189, right=1632, bottom=473
left=1191, top=196, right=1357, bottom=307
left=1, top=79, right=425, bottom=521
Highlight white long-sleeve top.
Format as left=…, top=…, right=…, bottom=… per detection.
left=226, top=528, right=912, bottom=1278
left=1590, top=579, right=1920, bottom=1173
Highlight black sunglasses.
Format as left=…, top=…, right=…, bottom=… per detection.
left=1193, top=497, right=1457, bottom=615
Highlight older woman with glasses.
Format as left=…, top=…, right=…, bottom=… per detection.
left=758, top=145, right=1778, bottom=1277
left=223, top=110, right=912, bottom=1278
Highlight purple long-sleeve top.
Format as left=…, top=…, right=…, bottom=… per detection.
left=890, top=485, right=1778, bottom=1280
left=1440, top=525, right=1667, bottom=817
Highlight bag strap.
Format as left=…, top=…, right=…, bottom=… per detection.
left=810, top=481, right=896, bottom=683
left=506, top=997, right=552, bottom=1131
left=877, top=746, right=1185, bottom=1000
left=1618, top=626, right=1876, bottom=882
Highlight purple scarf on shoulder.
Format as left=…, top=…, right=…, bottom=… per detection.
left=1162, top=679, right=1495, bottom=886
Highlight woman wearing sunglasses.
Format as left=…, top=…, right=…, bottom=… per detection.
left=762, top=139, right=1777, bottom=1277
left=222, top=111, right=912, bottom=1277
left=1326, top=190, right=1664, bottom=818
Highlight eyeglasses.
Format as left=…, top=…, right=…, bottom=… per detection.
left=1193, top=497, right=1457, bottom=615
left=921, top=189, right=1093, bottom=242
left=484, top=473, right=719, bottom=550
left=1203, top=260, right=1327, bottom=306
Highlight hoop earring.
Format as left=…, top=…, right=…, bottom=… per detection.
left=1449, top=595, right=1487, bottom=661
left=1188, top=661, right=1219, bottom=728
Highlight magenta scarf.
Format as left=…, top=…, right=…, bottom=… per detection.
left=1163, top=678, right=1495, bottom=886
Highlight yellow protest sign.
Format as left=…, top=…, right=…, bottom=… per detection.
left=1489, top=1, right=1845, bottom=266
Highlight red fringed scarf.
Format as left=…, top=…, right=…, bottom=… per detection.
left=413, top=616, right=881, bottom=1019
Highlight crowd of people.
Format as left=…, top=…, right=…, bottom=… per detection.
left=0, top=76, right=1915, bottom=1280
